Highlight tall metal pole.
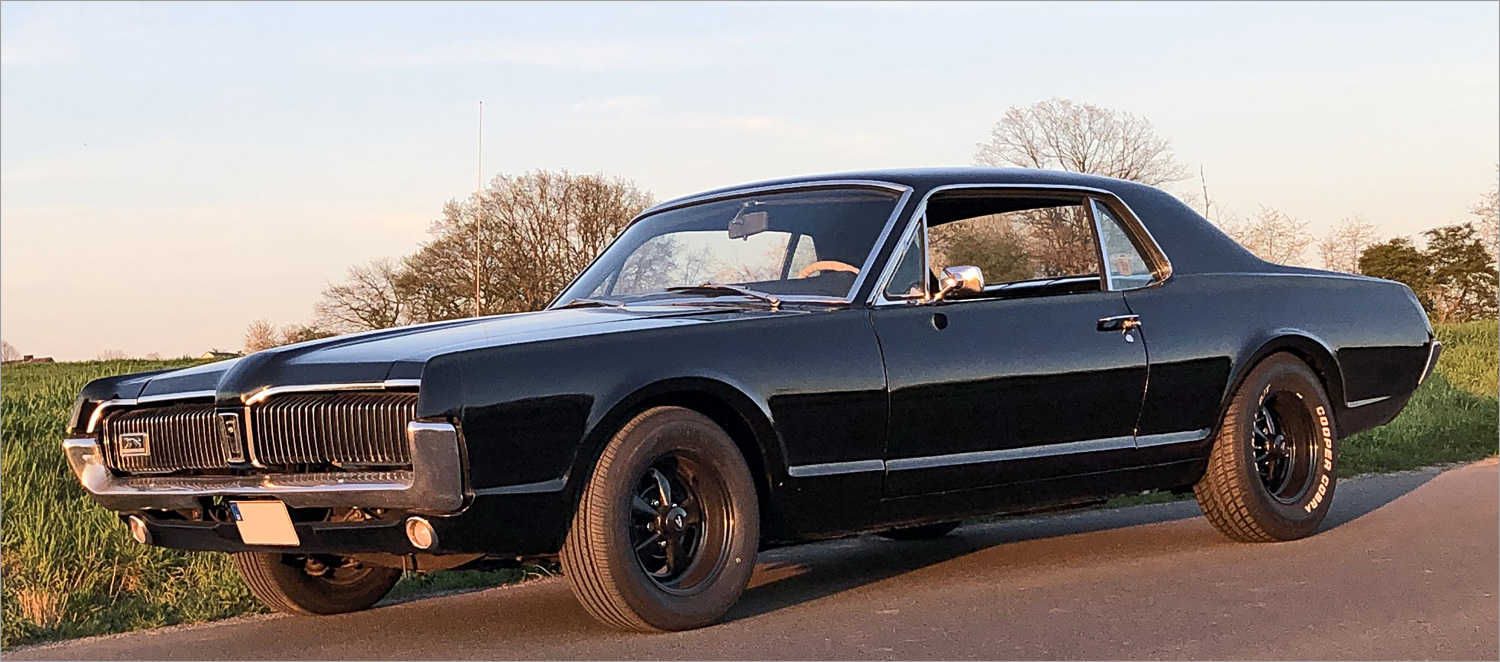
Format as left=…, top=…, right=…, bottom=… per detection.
left=474, top=101, right=483, bottom=317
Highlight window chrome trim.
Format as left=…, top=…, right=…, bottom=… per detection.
left=1088, top=198, right=1117, bottom=292
left=552, top=180, right=914, bottom=309
left=867, top=183, right=1174, bottom=306
left=638, top=179, right=912, bottom=218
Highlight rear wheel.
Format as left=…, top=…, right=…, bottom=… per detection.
left=233, top=552, right=400, bottom=615
left=1195, top=353, right=1339, bottom=542
left=876, top=521, right=961, bottom=541
left=561, top=407, right=760, bottom=632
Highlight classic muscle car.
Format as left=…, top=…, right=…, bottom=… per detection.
left=64, top=168, right=1440, bottom=631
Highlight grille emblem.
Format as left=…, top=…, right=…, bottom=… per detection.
left=118, top=432, right=150, bottom=457
left=218, top=412, right=247, bottom=463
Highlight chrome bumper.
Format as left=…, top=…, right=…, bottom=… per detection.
left=1417, top=340, right=1443, bottom=386
left=64, top=422, right=465, bottom=514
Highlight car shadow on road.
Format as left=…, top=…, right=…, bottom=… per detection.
left=726, top=467, right=1442, bottom=624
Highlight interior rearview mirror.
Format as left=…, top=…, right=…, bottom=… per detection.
left=728, top=211, right=768, bottom=239
left=933, top=265, right=984, bottom=301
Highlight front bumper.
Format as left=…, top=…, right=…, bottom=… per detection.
left=64, top=421, right=465, bottom=514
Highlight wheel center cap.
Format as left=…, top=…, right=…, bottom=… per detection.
left=664, top=507, right=687, bottom=531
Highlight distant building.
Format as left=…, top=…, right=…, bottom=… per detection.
left=199, top=350, right=242, bottom=360
left=1, top=354, right=55, bottom=365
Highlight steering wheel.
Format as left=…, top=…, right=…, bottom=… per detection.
left=795, top=260, right=859, bottom=279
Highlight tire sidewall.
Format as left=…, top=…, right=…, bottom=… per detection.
left=1231, top=357, right=1339, bottom=534
left=589, top=408, right=759, bottom=630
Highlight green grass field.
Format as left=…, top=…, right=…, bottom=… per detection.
left=2, top=324, right=1495, bottom=648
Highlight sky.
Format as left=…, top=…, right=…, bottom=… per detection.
left=2, top=1, right=1496, bottom=360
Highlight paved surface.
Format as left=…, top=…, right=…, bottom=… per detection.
left=13, top=461, right=1497, bottom=661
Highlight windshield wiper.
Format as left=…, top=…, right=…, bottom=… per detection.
left=554, top=298, right=624, bottom=309
left=664, top=284, right=781, bottom=310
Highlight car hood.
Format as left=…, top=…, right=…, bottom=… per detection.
left=123, top=305, right=765, bottom=402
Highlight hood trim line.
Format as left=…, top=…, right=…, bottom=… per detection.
left=86, top=390, right=217, bottom=434
left=243, top=379, right=420, bottom=405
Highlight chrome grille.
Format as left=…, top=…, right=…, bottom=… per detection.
left=102, top=403, right=228, bottom=474
left=249, top=392, right=416, bottom=467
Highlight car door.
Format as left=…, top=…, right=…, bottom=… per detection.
left=870, top=188, right=1151, bottom=498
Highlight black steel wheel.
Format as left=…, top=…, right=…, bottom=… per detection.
left=562, top=406, right=759, bottom=632
left=233, top=552, right=400, bottom=615
left=1196, top=353, right=1339, bottom=542
left=1250, top=394, right=1318, bottom=503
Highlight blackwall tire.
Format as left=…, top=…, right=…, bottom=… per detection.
left=876, top=521, right=962, bottom=541
left=1195, top=353, right=1339, bottom=542
left=561, top=406, right=760, bottom=632
left=232, top=552, right=400, bottom=615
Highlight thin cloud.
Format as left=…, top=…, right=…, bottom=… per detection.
left=356, top=35, right=747, bottom=72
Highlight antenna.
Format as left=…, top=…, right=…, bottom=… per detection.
left=474, top=100, right=483, bottom=317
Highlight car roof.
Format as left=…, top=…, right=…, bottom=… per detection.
left=645, top=167, right=1276, bottom=277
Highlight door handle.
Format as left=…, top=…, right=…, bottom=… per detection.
left=1097, top=314, right=1141, bottom=333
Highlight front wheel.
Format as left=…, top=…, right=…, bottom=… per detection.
left=1195, top=353, right=1339, bottom=542
left=233, top=552, right=400, bottom=615
left=562, top=407, right=760, bottom=632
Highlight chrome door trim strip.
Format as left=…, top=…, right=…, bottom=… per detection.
left=786, top=459, right=887, bottom=478
left=1134, top=428, right=1212, bottom=447
left=787, top=429, right=1211, bottom=479
left=886, top=435, right=1136, bottom=472
left=1346, top=395, right=1392, bottom=408
left=867, top=182, right=1174, bottom=307
left=473, top=478, right=568, bottom=495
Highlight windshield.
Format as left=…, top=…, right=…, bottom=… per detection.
left=556, top=187, right=903, bottom=305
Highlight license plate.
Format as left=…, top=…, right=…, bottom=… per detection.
left=230, top=501, right=300, bottom=546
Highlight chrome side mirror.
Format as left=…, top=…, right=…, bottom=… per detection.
left=933, top=265, right=984, bottom=302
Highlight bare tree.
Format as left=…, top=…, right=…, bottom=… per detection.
left=1, top=340, right=20, bottom=362
left=244, top=318, right=279, bottom=353
left=1218, top=206, right=1313, bottom=265
left=400, top=170, right=653, bottom=320
left=1473, top=167, right=1498, bottom=265
left=975, top=98, right=1190, bottom=187
left=314, top=258, right=409, bottom=332
left=97, top=349, right=130, bottom=360
left=1316, top=216, right=1383, bottom=273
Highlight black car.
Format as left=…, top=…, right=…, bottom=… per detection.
left=64, top=168, right=1439, bottom=631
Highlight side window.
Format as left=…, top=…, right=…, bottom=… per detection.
left=1092, top=200, right=1155, bottom=290
left=928, top=199, right=1100, bottom=287
left=882, top=226, right=927, bottom=300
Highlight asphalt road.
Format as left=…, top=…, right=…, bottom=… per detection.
left=14, top=461, right=1497, bottom=661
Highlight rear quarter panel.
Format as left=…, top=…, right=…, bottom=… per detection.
left=1124, top=271, right=1432, bottom=442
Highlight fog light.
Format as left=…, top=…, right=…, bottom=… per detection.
left=405, top=516, right=437, bottom=550
left=126, top=515, right=150, bottom=545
